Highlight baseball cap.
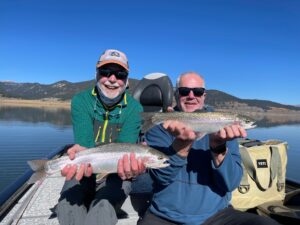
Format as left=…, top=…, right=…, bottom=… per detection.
left=96, top=49, right=129, bottom=71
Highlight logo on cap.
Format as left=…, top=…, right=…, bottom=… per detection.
left=110, top=51, right=120, bottom=57
left=96, top=49, right=129, bottom=71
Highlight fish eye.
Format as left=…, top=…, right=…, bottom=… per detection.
left=158, top=156, right=164, bottom=160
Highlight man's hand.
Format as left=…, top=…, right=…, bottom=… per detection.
left=61, top=144, right=93, bottom=181
left=166, top=106, right=174, bottom=112
left=117, top=152, right=146, bottom=180
left=163, top=120, right=196, bottom=157
left=210, top=124, right=247, bottom=166
left=210, top=124, right=247, bottom=149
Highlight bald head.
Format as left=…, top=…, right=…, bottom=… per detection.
left=176, top=72, right=205, bottom=89
left=176, top=72, right=206, bottom=112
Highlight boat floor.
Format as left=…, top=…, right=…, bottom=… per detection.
left=1, top=172, right=300, bottom=225
left=0, top=173, right=139, bottom=225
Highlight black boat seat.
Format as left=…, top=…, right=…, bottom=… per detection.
left=131, top=73, right=174, bottom=217
left=256, top=188, right=300, bottom=225
left=132, top=72, right=174, bottom=112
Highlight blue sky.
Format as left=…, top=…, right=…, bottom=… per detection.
left=0, top=0, right=299, bottom=105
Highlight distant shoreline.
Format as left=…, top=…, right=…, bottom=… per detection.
left=0, top=97, right=71, bottom=109
left=0, top=97, right=299, bottom=117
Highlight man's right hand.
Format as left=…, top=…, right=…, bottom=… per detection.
left=117, top=152, right=146, bottom=180
left=61, top=144, right=93, bottom=181
left=163, top=120, right=196, bottom=157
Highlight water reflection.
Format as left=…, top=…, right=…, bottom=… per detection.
left=1, top=106, right=300, bottom=128
left=0, top=106, right=73, bottom=193
left=0, top=106, right=71, bottom=126
left=222, top=110, right=300, bottom=128
left=255, top=114, right=300, bottom=127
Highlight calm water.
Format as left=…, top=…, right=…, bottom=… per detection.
left=0, top=106, right=300, bottom=193
left=0, top=106, right=73, bottom=192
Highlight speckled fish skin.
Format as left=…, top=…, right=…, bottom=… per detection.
left=142, top=111, right=256, bottom=133
left=29, top=143, right=169, bottom=175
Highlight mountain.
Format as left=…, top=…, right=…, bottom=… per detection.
left=0, top=80, right=92, bottom=100
left=205, top=90, right=300, bottom=112
left=0, top=79, right=140, bottom=101
left=1, top=80, right=299, bottom=112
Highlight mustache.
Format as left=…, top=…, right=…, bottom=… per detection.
left=185, top=97, right=197, bottom=101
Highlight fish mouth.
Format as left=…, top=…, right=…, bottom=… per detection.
left=144, top=160, right=170, bottom=169
left=247, top=122, right=257, bottom=129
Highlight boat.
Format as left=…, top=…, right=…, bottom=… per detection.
left=1, top=73, right=300, bottom=224
left=0, top=160, right=141, bottom=225
left=1, top=148, right=299, bottom=225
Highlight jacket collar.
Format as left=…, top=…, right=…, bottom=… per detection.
left=91, top=87, right=128, bottom=110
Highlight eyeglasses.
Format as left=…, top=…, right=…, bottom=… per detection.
left=178, top=87, right=205, bottom=97
left=98, top=69, right=128, bottom=80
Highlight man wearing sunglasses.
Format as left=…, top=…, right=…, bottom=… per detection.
left=138, top=72, right=279, bottom=225
left=56, top=49, right=144, bottom=225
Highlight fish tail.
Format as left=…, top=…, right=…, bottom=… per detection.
left=141, top=112, right=155, bottom=133
left=27, top=160, right=48, bottom=184
left=27, top=159, right=48, bottom=172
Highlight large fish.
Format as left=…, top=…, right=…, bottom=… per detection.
left=27, top=143, right=169, bottom=183
left=142, top=111, right=256, bottom=136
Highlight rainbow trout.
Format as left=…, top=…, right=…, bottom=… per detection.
left=27, top=143, right=169, bottom=183
left=142, top=111, right=256, bottom=135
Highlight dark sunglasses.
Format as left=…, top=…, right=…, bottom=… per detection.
left=98, top=69, right=128, bottom=80
left=178, top=87, right=205, bottom=97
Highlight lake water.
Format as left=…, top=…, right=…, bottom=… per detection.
left=0, top=106, right=73, bottom=193
left=0, top=106, right=300, bottom=194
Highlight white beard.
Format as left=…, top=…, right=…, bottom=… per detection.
left=98, top=80, right=127, bottom=99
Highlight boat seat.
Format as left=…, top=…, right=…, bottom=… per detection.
left=132, top=72, right=174, bottom=112
left=256, top=189, right=300, bottom=225
left=130, top=73, right=173, bottom=217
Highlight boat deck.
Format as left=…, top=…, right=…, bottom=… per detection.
left=0, top=173, right=139, bottom=225
left=1, top=172, right=300, bottom=225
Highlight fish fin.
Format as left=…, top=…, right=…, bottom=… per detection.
left=27, top=159, right=48, bottom=172
left=27, top=171, right=46, bottom=184
left=96, top=173, right=109, bottom=183
left=140, top=112, right=156, bottom=133
left=196, top=132, right=207, bottom=140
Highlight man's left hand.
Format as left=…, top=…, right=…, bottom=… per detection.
left=117, top=152, right=146, bottom=180
left=210, top=124, right=247, bottom=149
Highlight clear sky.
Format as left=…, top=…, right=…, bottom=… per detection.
left=1, top=0, right=299, bottom=105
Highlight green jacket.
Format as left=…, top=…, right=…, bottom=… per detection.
left=71, top=87, right=143, bottom=148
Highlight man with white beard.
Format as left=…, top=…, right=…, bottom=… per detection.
left=56, top=49, right=144, bottom=225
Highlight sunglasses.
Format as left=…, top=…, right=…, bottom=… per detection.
left=178, top=87, right=205, bottom=97
left=98, top=69, right=128, bottom=80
